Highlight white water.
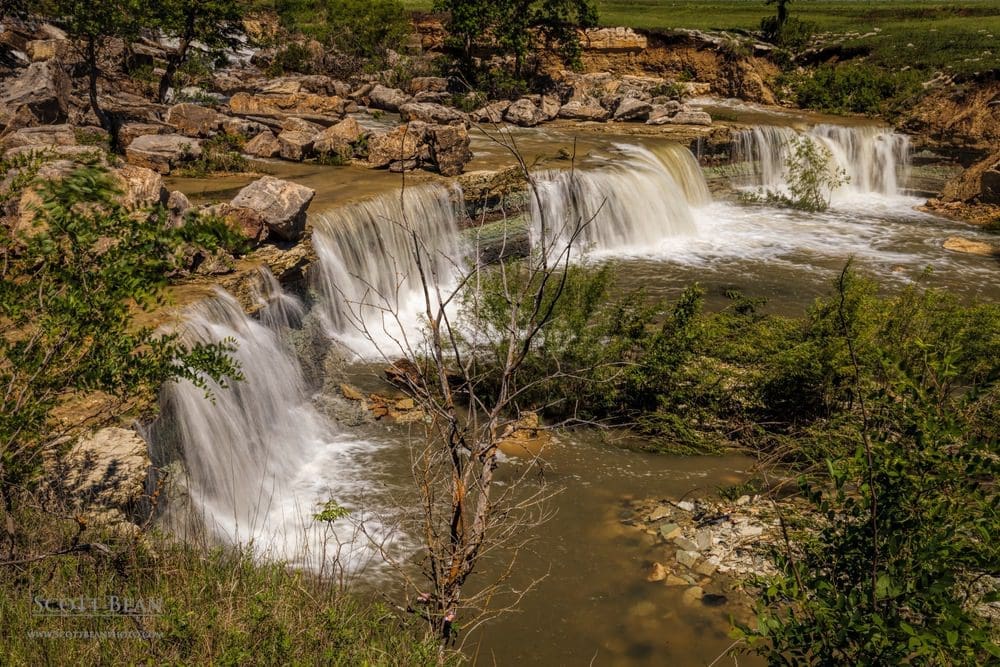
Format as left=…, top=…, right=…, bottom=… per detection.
left=531, top=143, right=710, bottom=257
left=157, top=281, right=387, bottom=573
left=733, top=124, right=911, bottom=198
left=311, top=184, right=468, bottom=358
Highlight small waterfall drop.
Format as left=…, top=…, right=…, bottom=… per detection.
left=733, top=124, right=911, bottom=198
left=311, top=185, right=468, bottom=357
left=155, top=279, right=384, bottom=572
left=531, top=143, right=709, bottom=256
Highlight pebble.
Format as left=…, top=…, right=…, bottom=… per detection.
left=695, top=528, right=713, bottom=550
left=647, top=506, right=672, bottom=522
left=682, top=586, right=704, bottom=605
left=659, top=522, right=681, bottom=540
left=735, top=495, right=751, bottom=506
left=676, top=550, right=700, bottom=568
left=695, top=560, right=718, bottom=577
left=664, top=574, right=688, bottom=586
left=677, top=501, right=695, bottom=512
left=673, top=536, right=699, bottom=552
left=646, top=562, right=667, bottom=582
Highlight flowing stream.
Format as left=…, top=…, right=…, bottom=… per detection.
left=159, top=119, right=999, bottom=665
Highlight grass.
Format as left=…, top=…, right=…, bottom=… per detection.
left=402, top=1, right=1000, bottom=76
left=0, top=507, right=445, bottom=665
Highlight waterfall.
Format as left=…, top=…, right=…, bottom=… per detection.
left=155, top=280, right=385, bottom=572
left=531, top=143, right=709, bottom=256
left=311, top=184, right=468, bottom=357
left=733, top=124, right=911, bottom=198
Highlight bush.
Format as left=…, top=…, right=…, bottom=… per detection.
left=266, top=43, right=315, bottom=76
left=760, top=15, right=816, bottom=49
left=782, top=63, right=923, bottom=116
left=742, top=135, right=849, bottom=212
left=175, top=133, right=249, bottom=177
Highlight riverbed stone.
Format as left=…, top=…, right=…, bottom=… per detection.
left=472, top=100, right=511, bottom=124
left=277, top=129, right=315, bottom=161
left=229, top=175, right=315, bottom=241
left=676, top=550, right=700, bottom=568
left=669, top=110, right=713, bottom=126
left=504, top=98, right=545, bottom=127
left=695, top=528, right=713, bottom=550
left=400, top=102, right=468, bottom=126
left=558, top=99, right=611, bottom=122
left=427, top=124, right=472, bottom=176
left=166, top=103, right=223, bottom=137
left=942, top=236, right=1000, bottom=257
left=366, top=125, right=423, bottom=168
left=659, top=523, right=682, bottom=540
left=646, top=562, right=667, bottom=582
left=674, top=536, right=699, bottom=552
left=613, top=97, right=652, bottom=121
left=367, top=84, right=411, bottom=112
left=647, top=505, right=672, bottom=522
left=313, top=117, right=365, bottom=156
left=244, top=130, right=281, bottom=158
left=681, top=585, right=704, bottom=605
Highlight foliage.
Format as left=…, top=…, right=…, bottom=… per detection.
left=434, top=0, right=598, bottom=80
left=0, top=165, right=241, bottom=492
left=0, top=510, right=446, bottom=665
left=266, top=42, right=316, bottom=76
left=148, top=0, right=244, bottom=102
left=760, top=15, right=815, bottom=49
left=462, top=261, right=1000, bottom=460
left=736, top=266, right=1000, bottom=665
left=780, top=64, right=923, bottom=117
left=742, top=136, right=848, bottom=212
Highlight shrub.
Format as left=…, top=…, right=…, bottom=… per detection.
left=175, top=133, right=249, bottom=177
left=760, top=15, right=816, bottom=49
left=266, top=43, right=315, bottom=76
left=782, top=63, right=923, bottom=116
left=742, top=135, right=848, bottom=212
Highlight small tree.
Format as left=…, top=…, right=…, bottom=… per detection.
left=765, top=0, right=791, bottom=28
left=743, top=136, right=848, bottom=212
left=44, top=0, right=142, bottom=142
left=151, top=0, right=244, bottom=103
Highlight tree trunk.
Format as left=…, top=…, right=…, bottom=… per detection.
left=85, top=36, right=111, bottom=134
left=158, top=37, right=191, bottom=103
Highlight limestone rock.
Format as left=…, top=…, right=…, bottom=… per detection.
left=277, top=130, right=315, bottom=161
left=427, top=124, right=472, bottom=176
left=0, top=124, right=76, bottom=150
left=579, top=26, right=647, bottom=52
left=942, top=236, right=1000, bottom=257
left=244, top=130, right=281, bottom=158
left=280, top=117, right=324, bottom=133
left=229, top=175, right=315, bottom=241
left=504, top=98, right=545, bottom=127
left=367, top=84, right=411, bottom=112
left=0, top=61, right=70, bottom=129
left=659, top=523, right=682, bottom=540
left=669, top=110, right=713, bottom=126
left=941, top=151, right=1000, bottom=205
left=497, top=412, right=552, bottom=457
left=229, top=92, right=346, bottom=118
left=119, top=122, right=172, bottom=148
left=539, top=95, right=561, bottom=121
left=200, top=203, right=267, bottom=246
left=647, top=562, right=667, bottom=582
left=223, top=117, right=269, bottom=139
left=676, top=550, right=700, bottom=569
left=165, top=103, right=223, bottom=137
left=64, top=428, right=150, bottom=512
left=113, top=164, right=167, bottom=209
left=472, top=100, right=511, bottom=124
left=681, top=585, right=704, bottom=605
left=613, top=97, right=653, bottom=121
left=166, top=189, right=190, bottom=227
left=366, top=125, right=422, bottom=168
left=313, top=117, right=365, bottom=156
left=558, top=100, right=611, bottom=122
left=125, top=134, right=202, bottom=174
left=399, top=102, right=468, bottom=126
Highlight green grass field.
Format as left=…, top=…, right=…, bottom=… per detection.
left=403, top=1, right=1000, bottom=75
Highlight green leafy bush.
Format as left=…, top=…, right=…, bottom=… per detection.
left=175, top=133, right=249, bottom=177
left=742, top=136, right=849, bottom=212
left=781, top=63, right=923, bottom=116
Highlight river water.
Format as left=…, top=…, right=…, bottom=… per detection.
left=159, top=111, right=998, bottom=666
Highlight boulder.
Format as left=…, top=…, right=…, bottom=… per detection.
left=280, top=117, right=324, bottom=133
left=472, top=100, right=511, bottom=124
left=165, top=103, right=223, bottom=137
left=942, top=236, right=1000, bottom=257
left=244, top=130, right=281, bottom=158
left=64, top=428, right=150, bottom=512
left=0, top=124, right=76, bottom=150
left=409, top=76, right=449, bottom=95
left=539, top=95, right=561, bottom=121
left=113, top=164, right=167, bottom=209
left=941, top=151, right=1000, bottom=205
left=504, top=98, right=545, bottom=127
left=313, top=117, right=365, bottom=156
left=277, top=129, right=315, bottom=161
left=669, top=110, right=713, bottom=126
left=222, top=117, right=270, bottom=139
left=125, top=134, right=202, bottom=174
left=166, top=189, right=191, bottom=227
left=679, top=82, right=712, bottom=98
left=558, top=100, right=611, bottom=122
left=229, top=175, right=315, bottom=241
left=119, top=122, right=172, bottom=147
left=201, top=202, right=267, bottom=245
left=646, top=102, right=684, bottom=125
left=26, top=38, right=78, bottom=64
left=367, top=84, right=411, bottom=112
left=428, top=124, right=472, bottom=176
left=366, top=125, right=423, bottom=168
left=613, top=97, right=653, bottom=121
left=399, top=102, right=468, bottom=126
left=0, top=61, right=70, bottom=129
left=229, top=92, right=346, bottom=118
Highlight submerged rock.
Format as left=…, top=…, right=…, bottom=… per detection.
left=942, top=236, right=1000, bottom=257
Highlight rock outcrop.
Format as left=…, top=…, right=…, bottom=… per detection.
left=64, top=427, right=151, bottom=514
left=367, top=84, right=411, bottom=112
left=165, top=103, right=224, bottom=137
left=313, top=117, right=365, bottom=156
left=399, top=102, right=468, bottom=126
left=0, top=61, right=70, bottom=129
left=229, top=175, right=315, bottom=241
left=941, top=151, right=1000, bottom=205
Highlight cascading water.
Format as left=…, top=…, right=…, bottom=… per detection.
left=311, top=184, right=468, bottom=357
left=154, top=277, right=386, bottom=572
left=733, top=124, right=911, bottom=198
left=531, top=143, right=710, bottom=256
